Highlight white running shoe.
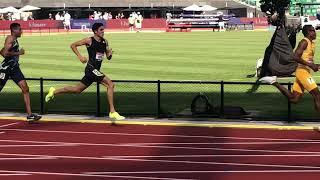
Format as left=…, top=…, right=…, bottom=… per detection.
left=259, top=76, right=277, bottom=84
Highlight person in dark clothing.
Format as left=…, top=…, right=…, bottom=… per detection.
left=259, top=25, right=320, bottom=112
left=45, top=23, right=125, bottom=121
left=0, top=23, right=41, bottom=122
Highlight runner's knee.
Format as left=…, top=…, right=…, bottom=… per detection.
left=289, top=97, right=299, bottom=104
left=21, top=85, right=29, bottom=94
left=110, top=82, right=114, bottom=89
left=107, top=81, right=114, bottom=89
left=289, top=94, right=300, bottom=104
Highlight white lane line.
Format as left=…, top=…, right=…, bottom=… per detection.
left=100, top=157, right=320, bottom=169
left=0, top=157, right=56, bottom=160
left=7, top=153, right=320, bottom=159
left=106, top=154, right=320, bottom=158
left=5, top=139, right=320, bottom=147
left=5, top=152, right=320, bottom=160
left=0, top=170, right=193, bottom=180
left=0, top=132, right=4, bottom=135
left=125, top=142, right=320, bottom=145
left=0, top=173, right=30, bottom=176
left=0, top=139, right=74, bottom=144
left=0, top=144, right=75, bottom=147
left=0, top=153, right=55, bottom=158
left=1, top=128, right=320, bottom=142
left=0, top=122, right=20, bottom=128
left=84, top=170, right=320, bottom=174
left=1, top=152, right=320, bottom=169
left=1, top=139, right=320, bottom=155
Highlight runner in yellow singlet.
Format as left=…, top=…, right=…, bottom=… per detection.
left=259, top=25, right=320, bottom=112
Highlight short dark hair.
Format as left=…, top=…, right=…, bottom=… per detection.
left=302, top=25, right=314, bottom=37
left=92, top=23, right=104, bottom=32
left=10, top=23, right=20, bottom=32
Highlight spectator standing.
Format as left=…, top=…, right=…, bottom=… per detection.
left=128, top=14, right=135, bottom=31
left=108, top=12, right=113, bottom=19
left=64, top=11, right=71, bottom=30
left=49, top=13, right=53, bottom=20
left=135, top=12, right=143, bottom=32
left=103, top=12, right=109, bottom=20
left=55, top=12, right=60, bottom=20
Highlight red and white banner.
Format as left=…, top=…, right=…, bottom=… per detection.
left=0, top=20, right=63, bottom=29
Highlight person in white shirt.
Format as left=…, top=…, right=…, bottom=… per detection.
left=135, top=12, right=143, bottom=32
left=108, top=12, right=113, bottom=19
left=55, top=12, right=60, bottom=21
left=103, top=12, right=108, bottom=20
left=128, top=14, right=135, bottom=31
left=94, top=11, right=100, bottom=20
left=64, top=12, right=71, bottom=30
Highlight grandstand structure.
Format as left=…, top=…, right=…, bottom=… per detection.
left=290, top=0, right=320, bottom=16
left=1, top=0, right=258, bottom=8
left=0, top=0, right=263, bottom=19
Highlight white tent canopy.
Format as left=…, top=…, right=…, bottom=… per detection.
left=19, top=5, right=41, bottom=12
left=183, top=4, right=202, bottom=11
left=0, top=6, right=21, bottom=13
left=200, top=5, right=217, bottom=11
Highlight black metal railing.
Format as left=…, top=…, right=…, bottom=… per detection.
left=1, top=78, right=319, bottom=122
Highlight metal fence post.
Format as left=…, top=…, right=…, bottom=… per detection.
left=287, top=83, right=292, bottom=122
left=157, top=80, right=161, bottom=118
left=220, top=81, right=224, bottom=116
left=40, top=77, right=44, bottom=115
left=96, top=82, right=101, bottom=117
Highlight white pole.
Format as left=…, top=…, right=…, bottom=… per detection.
left=89, top=3, right=91, bottom=9
left=63, top=3, right=66, bottom=9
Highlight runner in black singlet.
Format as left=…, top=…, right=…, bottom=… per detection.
left=45, top=23, right=125, bottom=121
left=0, top=23, right=41, bottom=122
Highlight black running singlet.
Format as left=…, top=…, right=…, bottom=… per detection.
left=86, top=37, right=107, bottom=70
left=2, top=39, right=20, bottom=68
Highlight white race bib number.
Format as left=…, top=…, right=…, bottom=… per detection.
left=95, top=52, right=105, bottom=61
left=92, top=69, right=104, bottom=77
left=0, top=73, right=6, bottom=80
left=308, top=77, right=315, bottom=84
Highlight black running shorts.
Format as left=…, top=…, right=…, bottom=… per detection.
left=81, top=68, right=105, bottom=87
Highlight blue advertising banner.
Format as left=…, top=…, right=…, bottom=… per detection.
left=70, top=19, right=106, bottom=29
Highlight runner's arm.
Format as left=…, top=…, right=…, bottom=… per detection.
left=70, top=37, right=91, bottom=63
left=106, top=46, right=113, bottom=60
left=293, top=39, right=318, bottom=71
left=104, top=39, right=113, bottom=60
left=1, top=36, right=24, bottom=57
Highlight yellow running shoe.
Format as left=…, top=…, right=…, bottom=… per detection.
left=45, top=87, right=56, bottom=102
left=109, top=112, right=125, bottom=121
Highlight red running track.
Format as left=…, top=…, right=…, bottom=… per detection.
left=1, top=119, right=320, bottom=180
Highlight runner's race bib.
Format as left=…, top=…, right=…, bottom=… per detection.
left=95, top=52, right=105, bottom=61
left=92, top=69, right=104, bottom=77
left=0, top=72, right=5, bottom=80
